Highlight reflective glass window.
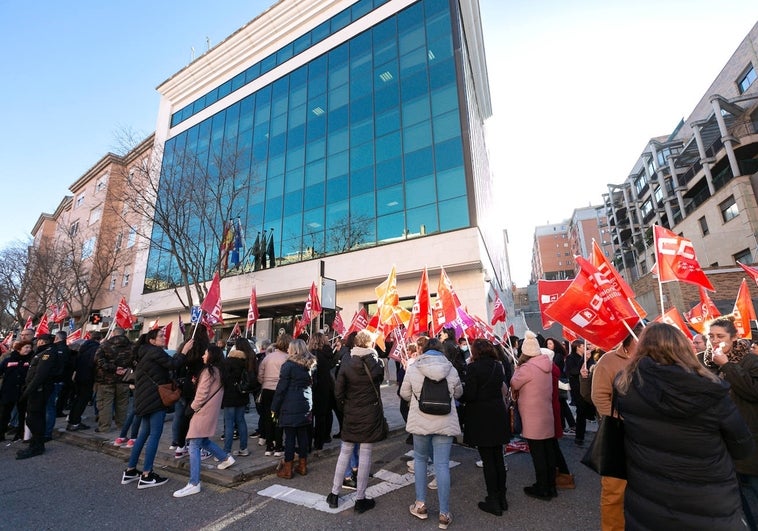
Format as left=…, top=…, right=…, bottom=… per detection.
left=436, top=167, right=465, bottom=201
left=350, top=166, right=374, bottom=195
left=438, top=197, right=469, bottom=231
left=377, top=212, right=405, bottom=241
left=375, top=157, right=403, bottom=187
left=407, top=204, right=438, bottom=235
left=351, top=191, right=376, bottom=219
left=327, top=174, right=349, bottom=203
left=376, top=131, right=401, bottom=163
left=406, top=174, right=435, bottom=208
left=405, top=146, right=434, bottom=180
left=377, top=185, right=404, bottom=215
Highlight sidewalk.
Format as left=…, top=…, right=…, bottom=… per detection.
left=53, top=382, right=405, bottom=487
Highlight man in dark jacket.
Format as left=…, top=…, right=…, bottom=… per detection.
left=53, top=331, right=75, bottom=419
left=94, top=328, right=133, bottom=433
left=66, top=332, right=103, bottom=431
left=45, top=332, right=70, bottom=440
left=17, top=334, right=60, bottom=459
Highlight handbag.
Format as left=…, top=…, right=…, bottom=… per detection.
left=580, top=391, right=626, bottom=479
left=121, top=368, right=135, bottom=385
left=361, top=358, right=389, bottom=439
left=157, top=381, right=182, bottom=407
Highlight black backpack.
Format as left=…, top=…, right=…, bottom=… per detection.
left=416, top=377, right=451, bottom=415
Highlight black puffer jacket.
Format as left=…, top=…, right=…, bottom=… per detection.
left=0, top=350, right=31, bottom=403
left=719, top=351, right=758, bottom=476
left=616, top=357, right=753, bottom=530
left=222, top=349, right=249, bottom=408
left=74, top=339, right=100, bottom=384
left=95, top=335, right=134, bottom=384
left=335, top=346, right=386, bottom=443
left=462, top=357, right=509, bottom=447
left=133, top=344, right=186, bottom=417
left=312, top=345, right=337, bottom=415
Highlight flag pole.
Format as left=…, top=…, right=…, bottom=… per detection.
left=657, top=274, right=666, bottom=317
left=621, top=320, right=639, bottom=341
left=104, top=318, right=117, bottom=340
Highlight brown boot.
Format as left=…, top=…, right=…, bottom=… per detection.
left=276, top=460, right=293, bottom=479
left=295, top=457, right=307, bottom=476
left=555, top=472, right=576, bottom=489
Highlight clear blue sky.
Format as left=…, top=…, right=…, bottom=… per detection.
left=1, top=0, right=756, bottom=285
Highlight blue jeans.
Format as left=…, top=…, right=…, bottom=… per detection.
left=45, top=382, right=63, bottom=438
left=413, top=434, right=453, bottom=514
left=223, top=406, right=248, bottom=453
left=127, top=409, right=166, bottom=473
left=188, top=437, right=229, bottom=485
left=344, top=443, right=360, bottom=478
left=738, top=473, right=758, bottom=529
left=119, top=395, right=140, bottom=439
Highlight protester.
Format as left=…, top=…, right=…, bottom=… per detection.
left=616, top=322, right=753, bottom=529
left=327, top=330, right=386, bottom=513
left=590, top=324, right=641, bottom=531
left=706, top=316, right=758, bottom=528
left=510, top=331, right=555, bottom=501
left=272, top=338, right=316, bottom=478
left=565, top=340, right=591, bottom=445
left=0, top=341, right=32, bottom=441
left=258, top=334, right=290, bottom=456
left=546, top=338, right=574, bottom=433
left=173, top=333, right=210, bottom=459
left=309, top=332, right=337, bottom=450
left=66, top=332, right=101, bottom=432
left=45, top=332, right=71, bottom=439
left=221, top=339, right=251, bottom=457
left=173, top=345, right=235, bottom=497
left=94, top=328, right=133, bottom=433
left=462, top=339, right=509, bottom=516
left=542, top=347, right=574, bottom=490
left=121, top=330, right=192, bottom=488
left=400, top=337, right=462, bottom=529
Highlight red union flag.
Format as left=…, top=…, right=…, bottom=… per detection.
left=246, top=286, right=259, bottom=331
left=48, top=304, right=58, bottom=323
left=653, top=225, right=714, bottom=290
left=56, top=302, right=69, bottom=323
left=591, top=241, right=647, bottom=319
left=491, top=293, right=506, bottom=325
left=406, top=268, right=431, bottom=339
left=737, top=261, right=758, bottom=287
left=115, top=297, right=134, bottom=330
left=302, top=282, right=322, bottom=323
left=538, top=279, right=573, bottom=329
left=332, top=311, right=346, bottom=336
left=66, top=328, right=82, bottom=345
left=685, top=287, right=721, bottom=334
left=655, top=308, right=693, bottom=339
left=437, top=267, right=460, bottom=324
left=163, top=321, right=173, bottom=345
left=544, top=257, right=640, bottom=351
left=346, top=307, right=369, bottom=336
left=200, top=272, right=224, bottom=325
left=24, top=315, right=33, bottom=330
left=733, top=279, right=757, bottom=339
left=36, top=313, right=49, bottom=336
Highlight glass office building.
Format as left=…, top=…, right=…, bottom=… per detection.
left=137, top=0, right=509, bottom=336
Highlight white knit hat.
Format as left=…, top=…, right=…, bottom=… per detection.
left=521, top=331, right=542, bottom=357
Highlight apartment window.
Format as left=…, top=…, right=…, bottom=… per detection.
left=654, top=186, right=664, bottom=203
left=641, top=199, right=653, bottom=217
left=96, top=174, right=108, bottom=192
left=115, top=232, right=123, bottom=250
left=81, top=237, right=96, bottom=260
left=127, top=227, right=137, bottom=247
left=734, top=248, right=753, bottom=264
left=70, top=220, right=79, bottom=237
left=89, top=207, right=102, bottom=225
left=75, top=193, right=85, bottom=208
left=122, top=269, right=131, bottom=287
left=720, top=195, right=739, bottom=222
left=738, top=64, right=756, bottom=94
left=698, top=216, right=709, bottom=236
left=634, top=174, right=647, bottom=195
left=563, top=242, right=568, bottom=247
left=109, top=273, right=117, bottom=291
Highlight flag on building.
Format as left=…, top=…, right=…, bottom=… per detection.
left=114, top=297, right=134, bottom=330
left=252, top=232, right=262, bottom=271
left=653, top=225, right=714, bottom=291
left=267, top=231, right=276, bottom=268
left=246, top=285, right=259, bottom=333
left=36, top=313, right=49, bottom=336
left=733, top=279, right=756, bottom=339
left=491, top=292, right=506, bottom=325
left=200, top=272, right=224, bottom=325
left=229, top=217, right=245, bottom=269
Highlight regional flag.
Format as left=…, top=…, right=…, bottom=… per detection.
left=653, top=225, right=714, bottom=290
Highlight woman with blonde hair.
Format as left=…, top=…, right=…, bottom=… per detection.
left=271, top=338, right=316, bottom=478
left=615, top=322, right=753, bottom=529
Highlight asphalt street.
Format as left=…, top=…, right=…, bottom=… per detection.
left=2, top=429, right=600, bottom=530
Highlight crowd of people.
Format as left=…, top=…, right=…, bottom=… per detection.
left=2, top=312, right=757, bottom=529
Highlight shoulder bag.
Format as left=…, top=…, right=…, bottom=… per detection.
left=146, top=372, right=181, bottom=407
left=361, top=358, right=389, bottom=439
left=580, top=390, right=626, bottom=479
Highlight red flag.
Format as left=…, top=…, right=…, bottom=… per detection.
left=685, top=287, right=721, bottom=334
left=346, top=308, right=369, bottom=336
left=562, top=327, right=578, bottom=343
left=407, top=268, right=431, bottom=339
left=36, top=313, right=49, bottom=336
left=653, top=225, right=714, bottom=290
left=56, top=302, right=69, bottom=323
left=1, top=332, right=13, bottom=347
left=538, top=279, right=573, bottom=329
left=591, top=241, right=647, bottom=319
left=246, top=286, right=259, bottom=331
left=163, top=321, right=173, bottom=345
left=115, top=297, right=134, bottom=330
left=491, top=292, right=507, bottom=325
left=227, top=322, right=241, bottom=343
left=733, top=279, right=757, bottom=339
left=24, top=315, right=32, bottom=330
left=48, top=304, right=58, bottom=323
left=544, top=257, right=640, bottom=351
left=437, top=267, right=459, bottom=324
left=150, top=320, right=160, bottom=330
left=737, top=261, right=758, bottom=287
left=308, top=282, right=322, bottom=318
left=200, top=272, right=224, bottom=325
left=332, top=311, right=346, bottom=336
left=66, top=328, right=82, bottom=345
left=293, top=317, right=306, bottom=338
left=655, top=308, right=693, bottom=339
left=508, top=324, right=515, bottom=337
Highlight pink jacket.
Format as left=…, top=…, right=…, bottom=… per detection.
left=511, top=354, right=555, bottom=440
left=187, top=366, right=224, bottom=439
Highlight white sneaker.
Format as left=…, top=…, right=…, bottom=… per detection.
left=173, top=482, right=201, bottom=498
left=264, top=450, right=273, bottom=456
left=428, top=477, right=438, bottom=490
left=233, top=449, right=250, bottom=457
left=407, top=460, right=414, bottom=473
left=273, top=451, right=284, bottom=457
left=174, top=446, right=187, bottom=459
left=200, top=449, right=212, bottom=460
left=475, top=460, right=483, bottom=468
left=218, top=455, right=236, bottom=470
left=257, top=437, right=266, bottom=446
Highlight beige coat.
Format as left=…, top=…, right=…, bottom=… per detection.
left=187, top=366, right=224, bottom=439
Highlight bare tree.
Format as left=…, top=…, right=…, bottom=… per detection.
left=0, top=240, right=37, bottom=329
left=113, top=131, right=260, bottom=310
left=325, top=214, right=373, bottom=254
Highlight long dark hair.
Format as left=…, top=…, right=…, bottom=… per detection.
left=204, top=344, right=225, bottom=382
left=134, top=329, right=163, bottom=361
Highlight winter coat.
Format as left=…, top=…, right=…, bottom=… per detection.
left=400, top=350, right=463, bottom=437
left=187, top=366, right=224, bottom=439
left=718, top=351, right=758, bottom=475
left=461, top=357, right=508, bottom=446
left=510, top=354, right=554, bottom=440
left=94, top=335, right=134, bottom=384
left=0, top=350, right=31, bottom=403
left=312, top=345, right=337, bottom=415
left=335, top=346, right=386, bottom=443
left=616, top=357, right=753, bottom=531
left=21, top=344, right=62, bottom=411
left=258, top=348, right=288, bottom=391
left=222, top=349, right=250, bottom=408
left=133, top=344, right=186, bottom=417
left=442, top=339, right=467, bottom=379
left=73, top=339, right=100, bottom=384
left=271, top=356, right=316, bottom=428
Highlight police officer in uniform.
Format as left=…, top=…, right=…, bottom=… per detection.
left=17, top=334, right=61, bottom=459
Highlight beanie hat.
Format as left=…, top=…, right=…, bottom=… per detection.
left=522, top=331, right=542, bottom=357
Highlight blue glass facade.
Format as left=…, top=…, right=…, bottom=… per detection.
left=146, top=0, right=470, bottom=287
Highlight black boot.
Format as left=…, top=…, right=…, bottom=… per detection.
left=477, top=495, right=503, bottom=516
